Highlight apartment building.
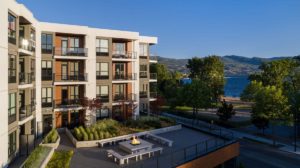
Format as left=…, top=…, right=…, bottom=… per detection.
left=0, top=0, right=157, bottom=166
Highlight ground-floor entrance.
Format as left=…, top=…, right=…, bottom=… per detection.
left=55, top=110, right=85, bottom=128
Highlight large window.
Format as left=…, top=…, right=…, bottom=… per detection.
left=96, top=108, right=109, bottom=120
left=8, top=131, right=16, bottom=157
left=8, top=13, right=16, bottom=44
left=42, top=87, right=52, bottom=107
left=31, top=59, right=35, bottom=81
left=8, top=93, right=16, bottom=124
left=8, top=55, right=16, bottom=83
left=96, top=62, right=109, bottom=79
left=70, top=37, right=79, bottom=49
left=140, top=64, right=148, bottom=78
left=41, top=33, right=53, bottom=54
left=96, top=39, right=109, bottom=56
left=114, top=43, right=126, bottom=55
left=41, top=60, right=52, bottom=81
left=97, top=85, right=109, bottom=102
left=139, top=43, right=148, bottom=57
left=70, top=86, right=79, bottom=100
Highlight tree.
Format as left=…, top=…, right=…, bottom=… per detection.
left=240, top=81, right=263, bottom=102
left=183, top=79, right=212, bottom=117
left=217, top=100, right=236, bottom=122
left=81, top=97, right=102, bottom=127
left=251, top=113, right=269, bottom=135
left=252, top=85, right=291, bottom=145
left=186, top=56, right=225, bottom=104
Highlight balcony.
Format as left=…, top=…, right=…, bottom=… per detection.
left=139, top=72, right=148, bottom=78
left=54, top=47, right=88, bottom=57
left=42, top=45, right=53, bottom=54
left=42, top=72, right=53, bottom=81
left=19, top=104, right=35, bottom=121
left=150, top=73, right=157, bottom=80
left=150, top=56, right=158, bottom=63
left=150, top=92, right=157, bottom=99
left=19, top=72, right=33, bottom=85
left=113, top=93, right=137, bottom=102
left=19, top=37, right=35, bottom=55
left=112, top=51, right=137, bottom=59
left=54, top=98, right=82, bottom=109
left=139, top=91, right=148, bottom=98
left=8, top=30, right=16, bottom=45
left=113, top=73, right=136, bottom=81
left=54, top=73, right=88, bottom=82
left=96, top=94, right=109, bottom=103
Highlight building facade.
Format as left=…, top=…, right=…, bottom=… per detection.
left=0, top=0, right=157, bottom=166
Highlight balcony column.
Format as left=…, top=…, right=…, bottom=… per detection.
left=133, top=40, right=139, bottom=119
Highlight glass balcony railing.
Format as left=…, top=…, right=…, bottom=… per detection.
left=54, top=47, right=88, bottom=57
left=96, top=94, right=109, bottom=103
left=19, top=104, right=35, bottom=121
left=113, top=73, right=137, bottom=80
left=19, top=37, right=35, bottom=52
left=112, top=51, right=137, bottom=59
left=19, top=72, right=33, bottom=85
left=54, top=98, right=82, bottom=108
left=113, top=93, right=137, bottom=102
left=54, top=73, right=88, bottom=82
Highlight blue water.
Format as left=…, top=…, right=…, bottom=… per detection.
left=224, top=76, right=249, bottom=97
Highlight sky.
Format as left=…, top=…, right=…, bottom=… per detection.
left=18, top=0, right=300, bottom=58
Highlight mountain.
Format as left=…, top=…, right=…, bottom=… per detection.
left=157, top=55, right=291, bottom=77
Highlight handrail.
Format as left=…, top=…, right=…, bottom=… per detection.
left=54, top=47, right=88, bottom=56
left=112, top=51, right=137, bottom=59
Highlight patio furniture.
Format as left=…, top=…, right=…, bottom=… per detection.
left=107, top=147, right=163, bottom=165
left=119, top=139, right=153, bottom=154
left=145, top=133, right=173, bottom=147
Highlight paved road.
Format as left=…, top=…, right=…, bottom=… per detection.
left=239, top=139, right=300, bottom=168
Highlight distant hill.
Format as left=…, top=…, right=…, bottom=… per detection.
left=157, top=55, right=291, bottom=76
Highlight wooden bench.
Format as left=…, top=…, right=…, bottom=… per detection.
left=107, top=147, right=163, bottom=165
left=145, top=133, right=173, bottom=147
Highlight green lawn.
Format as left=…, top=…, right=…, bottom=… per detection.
left=46, top=150, right=74, bottom=168
left=23, top=146, right=52, bottom=168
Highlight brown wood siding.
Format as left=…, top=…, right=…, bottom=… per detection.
left=177, top=142, right=239, bottom=168
left=55, top=112, right=62, bottom=128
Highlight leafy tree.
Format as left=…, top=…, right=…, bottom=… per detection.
left=252, top=85, right=291, bottom=145
left=251, top=113, right=269, bottom=135
left=183, top=79, right=212, bottom=117
left=240, top=81, right=263, bottom=101
left=81, top=97, right=102, bottom=127
left=217, top=100, right=236, bottom=122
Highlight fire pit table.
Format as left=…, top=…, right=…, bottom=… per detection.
left=119, top=139, right=153, bottom=154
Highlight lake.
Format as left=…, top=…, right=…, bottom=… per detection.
left=224, top=76, right=249, bottom=97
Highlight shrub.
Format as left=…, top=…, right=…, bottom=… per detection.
left=94, top=131, right=99, bottom=140
left=86, top=127, right=91, bottom=134
left=89, top=133, right=94, bottom=140
left=46, top=150, right=74, bottom=168
left=83, top=132, right=89, bottom=141
left=24, top=146, right=51, bottom=168
left=104, top=132, right=110, bottom=139
left=74, top=128, right=82, bottom=141
left=43, top=129, right=58, bottom=144
left=99, top=131, right=104, bottom=139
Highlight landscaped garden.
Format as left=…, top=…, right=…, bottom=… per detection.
left=23, top=146, right=52, bottom=168
left=46, top=150, right=74, bottom=168
left=73, top=116, right=176, bottom=141
left=43, top=129, right=59, bottom=144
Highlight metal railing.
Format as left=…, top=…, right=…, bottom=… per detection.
left=54, top=98, right=82, bottom=108
left=139, top=72, right=148, bottom=78
left=42, top=45, right=53, bottom=54
left=54, top=73, right=88, bottom=82
left=19, top=37, right=35, bottom=52
left=112, top=51, right=137, bottom=59
left=96, top=47, right=109, bottom=56
left=150, top=73, right=157, bottom=80
left=150, top=92, right=157, bottom=99
left=19, top=72, right=33, bottom=85
left=42, top=72, right=53, bottom=81
left=139, top=91, right=148, bottom=98
left=41, top=98, right=53, bottom=108
left=54, top=47, right=88, bottom=57
left=113, top=93, right=137, bottom=102
left=96, top=71, right=109, bottom=80
left=113, top=73, right=136, bottom=80
left=96, top=94, right=109, bottom=103
left=19, top=104, right=35, bottom=121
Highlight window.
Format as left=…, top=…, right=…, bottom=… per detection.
left=96, top=39, right=109, bottom=56
left=140, top=64, right=148, bottom=78
left=41, top=60, right=52, bottom=81
left=41, top=33, right=53, bottom=54
left=114, top=43, right=126, bottom=55
left=8, top=55, right=16, bottom=83
left=42, top=88, right=52, bottom=107
left=8, top=131, right=16, bottom=157
left=96, top=108, right=109, bottom=120
left=8, top=93, right=16, bottom=124
left=70, top=86, right=79, bottom=100
left=97, top=85, right=109, bottom=102
left=31, top=59, right=35, bottom=81
left=8, top=13, right=16, bottom=44
left=139, top=43, right=148, bottom=57
left=96, top=62, right=109, bottom=79
left=114, top=84, right=125, bottom=101
left=69, top=62, right=79, bottom=79
left=70, top=37, right=79, bottom=49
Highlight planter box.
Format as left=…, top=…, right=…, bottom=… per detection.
left=40, top=136, right=60, bottom=149
left=40, top=147, right=55, bottom=168
left=66, top=124, right=182, bottom=148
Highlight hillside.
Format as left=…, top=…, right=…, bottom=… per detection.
left=157, top=55, right=290, bottom=76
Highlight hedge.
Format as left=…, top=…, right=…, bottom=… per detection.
left=23, top=146, right=51, bottom=168
left=43, top=129, right=58, bottom=144
left=46, top=150, right=74, bottom=168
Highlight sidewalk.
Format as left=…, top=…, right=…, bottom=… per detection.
left=163, top=113, right=300, bottom=155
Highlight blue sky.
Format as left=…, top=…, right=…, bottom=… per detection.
left=18, top=0, right=300, bottom=58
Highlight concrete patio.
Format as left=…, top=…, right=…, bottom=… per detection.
left=58, top=127, right=225, bottom=168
